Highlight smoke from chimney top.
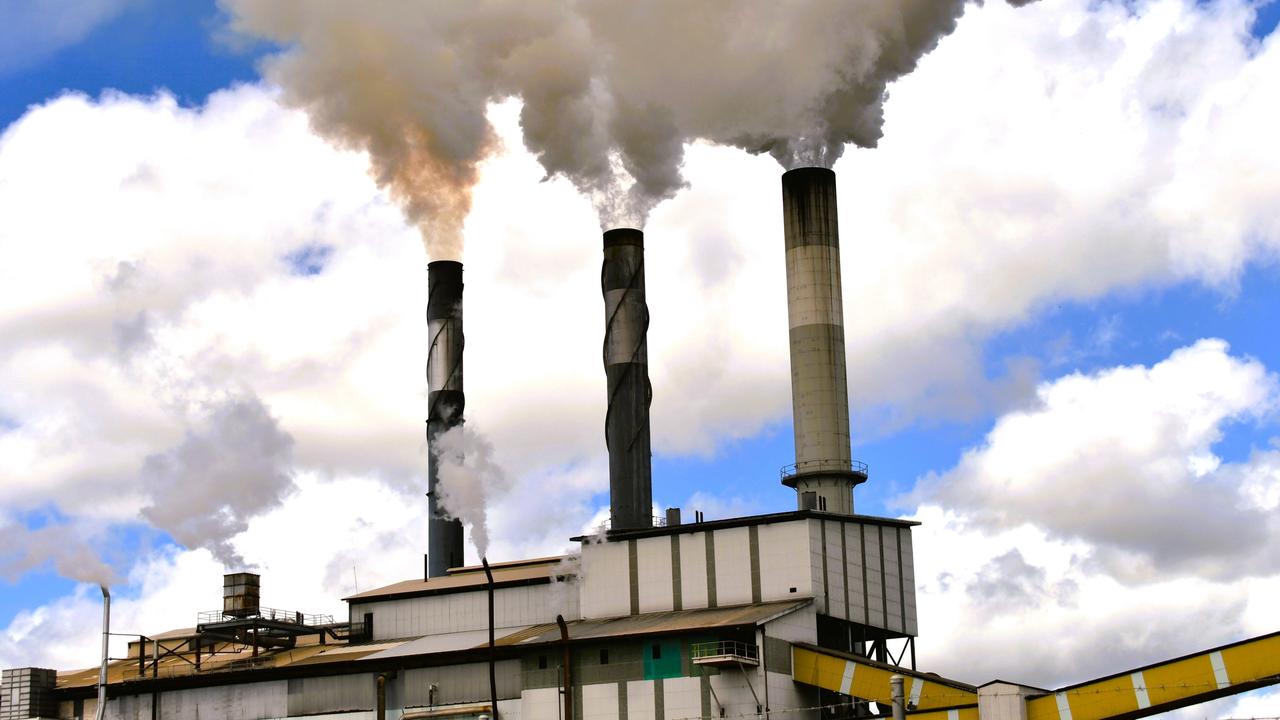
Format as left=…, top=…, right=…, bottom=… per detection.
left=222, top=0, right=1035, bottom=248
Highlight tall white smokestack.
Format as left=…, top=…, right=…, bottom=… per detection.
left=780, top=167, right=866, bottom=514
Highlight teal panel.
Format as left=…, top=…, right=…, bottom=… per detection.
left=643, top=639, right=682, bottom=680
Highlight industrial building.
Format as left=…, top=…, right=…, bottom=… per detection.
left=3, top=169, right=1277, bottom=720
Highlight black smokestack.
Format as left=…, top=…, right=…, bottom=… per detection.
left=427, top=260, right=465, bottom=577
left=780, top=168, right=866, bottom=514
left=602, top=229, right=653, bottom=531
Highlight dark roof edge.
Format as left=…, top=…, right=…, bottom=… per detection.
left=344, top=575, right=553, bottom=604
left=572, top=510, right=919, bottom=542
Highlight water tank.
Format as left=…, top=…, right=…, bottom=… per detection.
left=223, top=572, right=260, bottom=618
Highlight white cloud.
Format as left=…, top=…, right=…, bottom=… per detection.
left=908, top=340, right=1280, bottom=703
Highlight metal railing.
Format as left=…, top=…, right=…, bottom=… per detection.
left=593, top=515, right=668, bottom=534
left=196, top=608, right=335, bottom=626
left=779, top=459, right=868, bottom=481
left=691, top=640, right=759, bottom=662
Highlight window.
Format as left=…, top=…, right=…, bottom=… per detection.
left=538, top=655, right=548, bottom=670
left=818, top=496, right=828, bottom=511
left=600, top=648, right=609, bottom=665
left=652, top=644, right=662, bottom=659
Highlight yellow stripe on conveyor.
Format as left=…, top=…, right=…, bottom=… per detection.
left=1025, top=631, right=1280, bottom=720
left=791, top=644, right=979, bottom=709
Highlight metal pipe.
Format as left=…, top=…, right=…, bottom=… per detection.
left=556, top=614, right=572, bottom=720
left=427, top=260, right=465, bottom=577
left=601, top=228, right=653, bottom=531
left=482, top=557, right=498, bottom=720
left=780, top=167, right=865, bottom=514
left=376, top=673, right=387, bottom=720
left=890, top=674, right=906, bottom=720
left=95, top=585, right=110, bottom=720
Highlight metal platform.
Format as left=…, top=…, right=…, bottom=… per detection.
left=691, top=640, right=759, bottom=667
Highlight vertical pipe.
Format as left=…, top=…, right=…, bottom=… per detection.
left=376, top=674, right=387, bottom=720
left=601, top=228, right=653, bottom=531
left=780, top=168, right=864, bottom=514
left=890, top=675, right=906, bottom=720
left=482, top=558, right=499, bottom=720
left=427, top=260, right=465, bottom=577
left=95, top=586, right=109, bottom=720
left=556, top=615, right=572, bottom=720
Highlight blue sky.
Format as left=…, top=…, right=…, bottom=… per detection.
left=2, top=0, right=1280, bottom=707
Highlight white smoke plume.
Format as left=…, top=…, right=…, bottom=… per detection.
left=140, top=394, right=297, bottom=568
left=433, top=425, right=513, bottom=559
left=0, top=522, right=115, bottom=586
left=221, top=0, right=1035, bottom=246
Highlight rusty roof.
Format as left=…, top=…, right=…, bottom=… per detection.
left=495, top=599, right=811, bottom=647
left=344, top=556, right=569, bottom=602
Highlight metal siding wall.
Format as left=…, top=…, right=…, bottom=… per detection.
left=709, top=671, right=761, bottom=719
left=582, top=681, right=621, bottom=720
left=807, top=521, right=825, bottom=610
left=287, top=673, right=375, bottom=716
left=404, top=661, right=521, bottom=707
left=863, top=527, right=885, bottom=627
left=713, top=528, right=753, bottom=607
left=758, top=521, right=813, bottom=603
left=882, top=529, right=904, bottom=633
left=582, top=540, right=632, bottom=618
left=823, top=522, right=846, bottom=620
left=360, top=584, right=563, bottom=639
left=900, top=529, right=918, bottom=635
left=163, top=681, right=289, bottom=720
left=677, top=534, right=708, bottom=610
left=635, top=536, right=674, bottom=614
left=844, top=524, right=867, bottom=626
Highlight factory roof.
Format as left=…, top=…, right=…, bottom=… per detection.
left=495, top=598, right=811, bottom=646
left=573, top=509, right=919, bottom=542
left=344, top=555, right=568, bottom=602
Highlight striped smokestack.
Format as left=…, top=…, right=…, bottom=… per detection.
left=426, top=260, right=465, bottom=577
left=602, top=228, right=653, bottom=531
left=780, top=167, right=866, bottom=514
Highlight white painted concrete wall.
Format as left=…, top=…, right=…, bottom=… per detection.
left=581, top=681, right=619, bottom=720
left=758, top=522, right=813, bottom=604
left=580, top=540, right=631, bottom=618
left=678, top=533, right=708, bottom=610
left=636, top=538, right=674, bottom=614
left=713, top=528, right=753, bottom=607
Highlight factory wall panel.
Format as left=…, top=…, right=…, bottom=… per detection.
left=843, top=524, right=867, bottom=626
left=625, top=679, right=655, bottom=720
left=676, top=533, right=708, bottom=610
left=765, top=670, right=818, bottom=720
left=758, top=521, right=813, bottom=603
left=521, top=687, right=561, bottom=720
left=102, top=680, right=289, bottom=720
left=661, top=676, right=702, bottom=720
left=862, top=527, right=885, bottom=629
left=287, top=673, right=375, bottom=716
left=881, top=529, right=904, bottom=634
left=353, top=584, right=563, bottom=640
left=822, top=521, right=847, bottom=620
left=709, top=669, right=763, bottom=719
left=582, top=539, right=631, bottom=618
left=712, top=527, right=753, bottom=607
left=900, top=529, right=917, bottom=636
left=764, top=603, right=817, bottom=646
left=581, top=681, right=620, bottom=720
left=807, top=522, right=825, bottom=614
left=636, top=536, right=674, bottom=614
left=404, top=660, right=520, bottom=706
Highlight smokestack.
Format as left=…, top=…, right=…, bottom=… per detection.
left=602, top=228, right=653, bottom=531
left=427, top=260, right=465, bottom=577
left=780, top=167, right=866, bottom=514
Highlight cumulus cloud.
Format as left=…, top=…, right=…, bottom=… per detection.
left=916, top=339, right=1280, bottom=579
left=0, top=0, right=130, bottom=77
left=908, top=341, right=1280, bottom=696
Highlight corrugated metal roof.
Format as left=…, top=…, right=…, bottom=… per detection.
left=345, top=557, right=569, bottom=602
left=495, top=599, right=811, bottom=646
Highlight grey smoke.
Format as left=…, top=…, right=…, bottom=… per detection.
left=221, top=0, right=1035, bottom=254
left=0, top=522, right=115, bottom=586
left=433, top=425, right=512, bottom=560
left=140, top=394, right=296, bottom=567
